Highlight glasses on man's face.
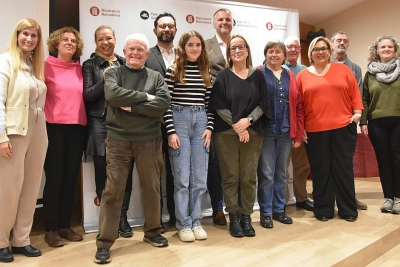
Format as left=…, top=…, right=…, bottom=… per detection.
left=311, top=46, right=329, bottom=53
left=286, top=45, right=300, bottom=51
left=230, top=44, right=246, bottom=52
left=158, top=24, right=175, bottom=30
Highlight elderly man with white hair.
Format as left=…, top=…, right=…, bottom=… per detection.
left=94, top=33, right=171, bottom=264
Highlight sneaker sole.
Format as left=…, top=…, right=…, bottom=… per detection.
left=94, top=258, right=111, bottom=264
left=391, top=210, right=400, bottom=214
left=143, top=237, right=169, bottom=247
left=381, top=209, right=392, bottom=213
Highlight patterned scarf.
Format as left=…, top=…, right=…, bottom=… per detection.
left=367, top=58, right=400, bottom=83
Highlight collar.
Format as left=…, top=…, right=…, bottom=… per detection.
left=285, top=61, right=298, bottom=67
left=126, top=63, right=145, bottom=69
left=215, top=34, right=227, bottom=47
left=331, top=53, right=348, bottom=64
left=157, top=44, right=174, bottom=55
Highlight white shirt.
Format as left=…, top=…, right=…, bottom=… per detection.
left=158, top=45, right=175, bottom=69
left=215, top=34, right=227, bottom=61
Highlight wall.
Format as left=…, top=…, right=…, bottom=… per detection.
left=314, top=0, right=400, bottom=75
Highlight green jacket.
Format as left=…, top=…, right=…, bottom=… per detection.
left=105, top=65, right=170, bottom=141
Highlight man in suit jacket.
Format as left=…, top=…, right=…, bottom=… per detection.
left=204, top=8, right=234, bottom=226
left=145, top=12, right=177, bottom=228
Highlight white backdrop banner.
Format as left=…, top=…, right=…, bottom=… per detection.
left=79, top=0, right=299, bottom=232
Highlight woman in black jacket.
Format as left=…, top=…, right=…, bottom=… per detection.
left=82, top=25, right=133, bottom=238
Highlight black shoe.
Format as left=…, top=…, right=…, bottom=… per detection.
left=296, top=199, right=314, bottom=211
left=0, top=248, right=13, bottom=263
left=143, top=234, right=169, bottom=247
left=240, top=215, right=255, bottom=237
left=260, top=216, right=274, bottom=228
left=342, top=216, right=357, bottom=222
left=11, top=245, right=41, bottom=257
left=119, top=191, right=133, bottom=238
left=229, top=212, right=244, bottom=238
left=272, top=213, right=293, bottom=224
left=315, top=215, right=330, bottom=222
left=94, top=248, right=111, bottom=264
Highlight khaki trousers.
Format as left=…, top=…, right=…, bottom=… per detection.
left=0, top=110, right=48, bottom=247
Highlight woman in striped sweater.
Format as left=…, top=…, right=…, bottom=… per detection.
left=164, top=30, right=213, bottom=242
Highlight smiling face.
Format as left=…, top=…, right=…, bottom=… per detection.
left=332, top=33, right=349, bottom=55
left=213, top=10, right=233, bottom=37
left=266, top=45, right=285, bottom=67
left=378, top=39, right=396, bottom=63
left=311, top=40, right=330, bottom=66
left=95, top=28, right=116, bottom=58
left=285, top=39, right=301, bottom=64
left=154, top=16, right=176, bottom=44
left=57, top=32, right=77, bottom=59
left=123, top=39, right=150, bottom=69
left=185, top=36, right=202, bottom=62
left=229, top=37, right=248, bottom=65
left=18, top=27, right=39, bottom=53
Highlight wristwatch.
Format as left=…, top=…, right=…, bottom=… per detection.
left=247, top=116, right=254, bottom=125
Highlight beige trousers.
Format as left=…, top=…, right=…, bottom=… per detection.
left=0, top=110, right=47, bottom=247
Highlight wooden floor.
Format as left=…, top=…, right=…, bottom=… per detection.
left=9, top=178, right=400, bottom=267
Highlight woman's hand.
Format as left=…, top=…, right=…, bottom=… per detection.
left=303, top=130, right=308, bottom=144
left=232, top=118, right=251, bottom=133
left=361, top=125, right=368, bottom=137
left=292, top=141, right=301, bottom=148
left=168, top=134, right=180, bottom=149
left=238, top=130, right=250, bottom=143
left=120, top=107, right=131, bottom=112
left=350, top=114, right=362, bottom=124
left=0, top=141, right=12, bottom=158
left=201, top=129, right=212, bottom=148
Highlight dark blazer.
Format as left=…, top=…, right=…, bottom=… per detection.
left=205, top=35, right=226, bottom=83
left=145, top=45, right=167, bottom=77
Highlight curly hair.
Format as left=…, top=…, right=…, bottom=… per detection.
left=170, top=30, right=211, bottom=87
left=307, top=36, right=332, bottom=65
left=47, top=27, right=84, bottom=58
left=226, top=35, right=253, bottom=69
left=367, top=35, right=400, bottom=62
left=4, top=18, right=44, bottom=81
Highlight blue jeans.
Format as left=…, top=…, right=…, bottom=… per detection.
left=257, top=130, right=292, bottom=216
left=169, top=106, right=209, bottom=230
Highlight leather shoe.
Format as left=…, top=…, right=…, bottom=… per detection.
left=260, top=216, right=274, bottom=228
left=241, top=215, right=255, bottom=237
left=58, top=228, right=83, bottom=242
left=11, top=245, right=41, bottom=257
left=94, top=247, right=111, bottom=264
left=45, top=231, right=64, bottom=247
left=315, top=215, right=330, bottom=222
left=212, top=210, right=227, bottom=225
left=272, top=213, right=293, bottom=224
left=0, top=247, right=13, bottom=263
left=356, top=199, right=368, bottom=210
left=343, top=216, right=357, bottom=222
left=296, top=199, right=314, bottom=211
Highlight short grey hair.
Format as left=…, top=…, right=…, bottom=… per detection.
left=331, top=31, right=349, bottom=43
left=284, top=36, right=300, bottom=46
left=124, top=33, right=149, bottom=51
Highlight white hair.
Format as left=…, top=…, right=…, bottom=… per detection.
left=124, top=33, right=149, bottom=51
left=284, top=36, right=300, bottom=46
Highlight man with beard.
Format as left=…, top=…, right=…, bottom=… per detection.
left=331, top=31, right=367, bottom=210
left=283, top=36, right=314, bottom=212
left=204, top=8, right=235, bottom=226
left=145, top=12, right=177, bottom=228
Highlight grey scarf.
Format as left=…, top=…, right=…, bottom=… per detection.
left=367, top=58, right=400, bottom=83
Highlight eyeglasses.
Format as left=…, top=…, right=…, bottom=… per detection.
left=311, top=46, right=329, bottom=53
left=158, top=24, right=175, bottom=30
left=230, top=44, right=246, bottom=52
left=286, top=45, right=300, bottom=50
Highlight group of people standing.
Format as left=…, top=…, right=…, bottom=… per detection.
left=0, top=7, right=399, bottom=265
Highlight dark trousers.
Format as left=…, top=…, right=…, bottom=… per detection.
left=93, top=155, right=133, bottom=201
left=305, top=123, right=358, bottom=218
left=162, top=124, right=175, bottom=222
left=96, top=137, right=163, bottom=249
left=207, top=135, right=224, bottom=211
left=43, top=123, right=86, bottom=231
left=368, top=117, right=400, bottom=198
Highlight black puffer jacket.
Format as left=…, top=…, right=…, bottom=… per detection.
left=82, top=54, right=125, bottom=117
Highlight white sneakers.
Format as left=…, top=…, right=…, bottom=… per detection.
left=392, top=198, right=400, bottom=214
left=381, top=198, right=394, bottom=213
left=178, top=226, right=207, bottom=242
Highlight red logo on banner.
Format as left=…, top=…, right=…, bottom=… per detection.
left=186, top=14, right=195, bottom=24
left=90, top=6, right=100, bottom=16
left=266, top=22, right=273, bottom=30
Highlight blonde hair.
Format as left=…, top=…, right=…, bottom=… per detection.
left=307, top=36, right=332, bottom=65
left=3, top=18, right=44, bottom=81
left=94, top=25, right=116, bottom=66
left=47, top=26, right=84, bottom=59
left=368, top=36, right=400, bottom=63
left=171, top=30, right=211, bottom=87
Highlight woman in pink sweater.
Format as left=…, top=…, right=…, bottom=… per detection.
left=43, top=27, right=87, bottom=247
